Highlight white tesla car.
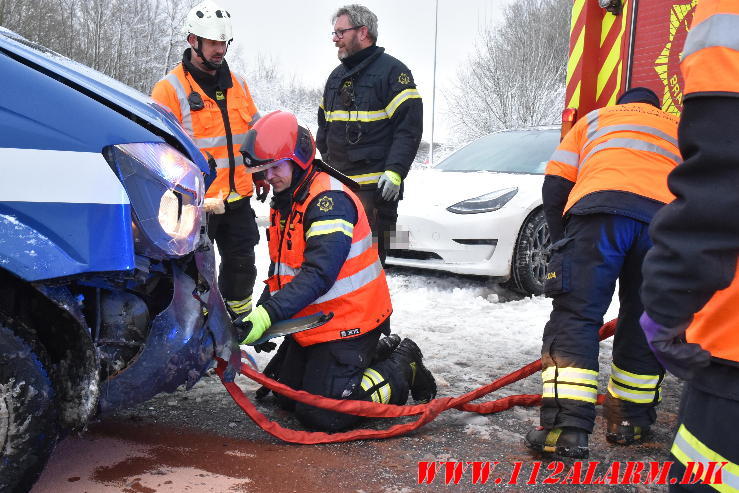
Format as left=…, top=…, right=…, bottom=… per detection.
left=386, top=127, right=560, bottom=295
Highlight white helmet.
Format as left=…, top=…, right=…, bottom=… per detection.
left=185, top=1, right=233, bottom=42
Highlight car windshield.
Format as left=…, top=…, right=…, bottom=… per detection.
left=437, top=129, right=560, bottom=174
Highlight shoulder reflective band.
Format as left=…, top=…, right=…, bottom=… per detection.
left=549, top=149, right=580, bottom=168
left=165, top=73, right=194, bottom=136
left=682, top=13, right=739, bottom=61
left=305, top=219, right=354, bottom=239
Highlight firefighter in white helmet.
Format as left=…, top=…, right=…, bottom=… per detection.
left=152, top=1, right=268, bottom=321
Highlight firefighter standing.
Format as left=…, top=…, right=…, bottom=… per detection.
left=317, top=4, right=423, bottom=265
left=235, top=111, right=436, bottom=432
left=151, top=1, right=266, bottom=320
left=640, top=1, right=739, bottom=488
left=525, top=88, right=680, bottom=458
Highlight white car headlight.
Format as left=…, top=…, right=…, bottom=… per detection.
left=105, top=142, right=204, bottom=258
left=447, top=187, right=518, bottom=214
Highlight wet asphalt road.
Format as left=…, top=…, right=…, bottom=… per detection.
left=31, top=368, right=683, bottom=493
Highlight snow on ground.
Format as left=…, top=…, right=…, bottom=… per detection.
left=231, top=202, right=620, bottom=401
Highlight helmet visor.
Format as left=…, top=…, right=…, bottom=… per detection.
left=243, top=158, right=292, bottom=174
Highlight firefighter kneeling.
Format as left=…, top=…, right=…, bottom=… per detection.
left=235, top=111, right=436, bottom=432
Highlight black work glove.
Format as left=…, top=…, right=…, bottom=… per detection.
left=639, top=312, right=711, bottom=381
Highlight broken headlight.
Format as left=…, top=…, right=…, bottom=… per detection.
left=105, top=142, right=204, bottom=258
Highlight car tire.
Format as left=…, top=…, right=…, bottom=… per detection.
left=507, top=209, right=551, bottom=296
left=0, top=322, right=58, bottom=493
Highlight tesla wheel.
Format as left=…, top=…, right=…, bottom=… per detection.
left=0, top=322, right=58, bottom=493
left=508, top=209, right=551, bottom=296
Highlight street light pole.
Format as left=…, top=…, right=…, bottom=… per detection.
left=429, top=0, right=439, bottom=167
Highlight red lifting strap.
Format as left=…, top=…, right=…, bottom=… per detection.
left=215, top=320, right=617, bottom=444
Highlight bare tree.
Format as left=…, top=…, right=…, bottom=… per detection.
left=445, top=0, right=569, bottom=144
left=229, top=50, right=322, bottom=134
left=2, top=0, right=196, bottom=93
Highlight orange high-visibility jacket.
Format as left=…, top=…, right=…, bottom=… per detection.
left=266, top=171, right=392, bottom=347
left=546, top=103, right=680, bottom=213
left=681, top=0, right=739, bottom=363
left=151, top=64, right=258, bottom=199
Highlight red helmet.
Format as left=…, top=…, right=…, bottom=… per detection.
left=240, top=111, right=316, bottom=172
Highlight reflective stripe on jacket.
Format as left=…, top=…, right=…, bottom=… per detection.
left=678, top=1, right=739, bottom=363
left=266, top=171, right=392, bottom=346
left=151, top=64, right=258, bottom=199
left=545, top=103, right=680, bottom=213
left=681, top=0, right=739, bottom=99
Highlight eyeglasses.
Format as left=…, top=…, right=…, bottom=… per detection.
left=331, top=25, right=364, bottom=39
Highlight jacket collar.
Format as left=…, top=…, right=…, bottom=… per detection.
left=340, top=45, right=384, bottom=79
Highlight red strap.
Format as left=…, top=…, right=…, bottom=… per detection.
left=215, top=320, right=617, bottom=444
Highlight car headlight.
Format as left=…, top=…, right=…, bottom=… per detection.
left=104, top=142, right=204, bottom=258
left=446, top=187, right=518, bottom=214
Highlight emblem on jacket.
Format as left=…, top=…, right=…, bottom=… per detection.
left=340, top=329, right=361, bottom=338
left=317, top=196, right=334, bottom=212
left=398, top=73, right=411, bottom=84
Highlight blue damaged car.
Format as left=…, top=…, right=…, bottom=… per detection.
left=0, top=28, right=239, bottom=492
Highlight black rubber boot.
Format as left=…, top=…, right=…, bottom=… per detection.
left=606, top=420, right=650, bottom=445
left=390, top=338, right=437, bottom=403
left=524, top=426, right=589, bottom=458
left=372, top=334, right=401, bottom=364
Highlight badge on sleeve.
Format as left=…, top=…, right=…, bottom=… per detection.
left=317, top=196, right=334, bottom=212
left=398, top=73, right=411, bottom=85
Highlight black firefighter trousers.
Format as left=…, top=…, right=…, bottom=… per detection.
left=356, top=189, right=400, bottom=266
left=269, top=327, right=411, bottom=432
left=540, top=213, right=665, bottom=433
left=206, top=197, right=259, bottom=307
left=668, top=381, right=739, bottom=491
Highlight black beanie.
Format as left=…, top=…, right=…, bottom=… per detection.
left=616, top=87, right=661, bottom=108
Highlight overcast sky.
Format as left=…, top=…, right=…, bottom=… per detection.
left=218, top=0, right=516, bottom=142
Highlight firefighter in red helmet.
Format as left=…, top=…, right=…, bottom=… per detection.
left=236, top=111, right=436, bottom=431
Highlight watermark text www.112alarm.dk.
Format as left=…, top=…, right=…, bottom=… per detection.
left=418, top=460, right=727, bottom=486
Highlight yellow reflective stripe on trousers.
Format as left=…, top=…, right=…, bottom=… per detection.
left=323, top=89, right=422, bottom=122
left=610, top=363, right=660, bottom=389
left=607, top=380, right=658, bottom=404
left=361, top=367, right=391, bottom=404
left=543, top=382, right=598, bottom=403
left=305, top=219, right=354, bottom=239
left=349, top=172, right=383, bottom=185
left=671, top=424, right=739, bottom=492
left=311, top=259, right=383, bottom=304
left=542, top=366, right=598, bottom=385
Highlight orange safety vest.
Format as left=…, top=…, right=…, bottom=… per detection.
left=151, top=64, right=258, bottom=200
left=546, top=103, right=680, bottom=213
left=681, top=0, right=739, bottom=363
left=266, top=171, right=392, bottom=347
